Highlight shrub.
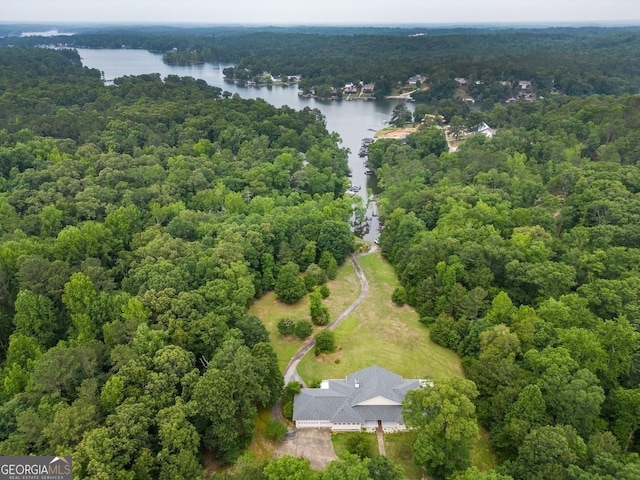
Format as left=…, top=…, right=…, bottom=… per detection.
left=283, top=382, right=302, bottom=405
left=419, top=316, right=435, bottom=325
left=283, top=401, right=294, bottom=420
left=265, top=420, right=288, bottom=441
left=309, top=291, right=330, bottom=326
left=277, top=317, right=295, bottom=336
left=346, top=433, right=372, bottom=459
left=391, top=286, right=407, bottom=306
left=306, top=263, right=327, bottom=285
left=319, top=284, right=330, bottom=298
left=293, top=320, right=312, bottom=339
left=315, top=330, right=335, bottom=355
left=304, top=274, right=317, bottom=292
left=308, top=379, right=321, bottom=388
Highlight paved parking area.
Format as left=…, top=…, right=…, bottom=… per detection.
left=274, top=428, right=338, bottom=470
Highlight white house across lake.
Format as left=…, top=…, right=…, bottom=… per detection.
left=292, top=365, right=430, bottom=432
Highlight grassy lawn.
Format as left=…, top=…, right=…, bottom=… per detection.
left=384, top=432, right=421, bottom=480
left=247, top=260, right=360, bottom=371
left=331, top=432, right=379, bottom=459
left=298, top=251, right=464, bottom=383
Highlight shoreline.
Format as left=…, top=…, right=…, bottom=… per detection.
left=374, top=125, right=419, bottom=139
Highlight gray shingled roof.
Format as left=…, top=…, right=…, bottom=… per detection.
left=293, top=365, right=423, bottom=425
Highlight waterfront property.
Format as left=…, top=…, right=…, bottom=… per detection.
left=293, top=365, right=430, bottom=432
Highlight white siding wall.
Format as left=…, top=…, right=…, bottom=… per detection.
left=331, top=423, right=362, bottom=432
left=296, top=420, right=331, bottom=428
left=363, top=421, right=377, bottom=433
left=382, top=421, right=405, bottom=433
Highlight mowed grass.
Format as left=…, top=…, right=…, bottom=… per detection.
left=298, top=251, right=463, bottom=382
left=247, top=260, right=361, bottom=371
left=384, top=432, right=421, bottom=480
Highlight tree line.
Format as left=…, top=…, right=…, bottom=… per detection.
left=0, top=46, right=357, bottom=478
left=8, top=26, right=640, bottom=102
left=374, top=93, right=640, bottom=478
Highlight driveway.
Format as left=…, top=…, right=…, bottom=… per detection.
left=272, top=252, right=368, bottom=422
left=274, top=428, right=338, bottom=470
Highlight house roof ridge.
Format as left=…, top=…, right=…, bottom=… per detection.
left=293, top=365, right=426, bottom=425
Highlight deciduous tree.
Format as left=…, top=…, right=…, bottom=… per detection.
left=275, top=262, right=307, bottom=304
left=403, top=377, right=479, bottom=479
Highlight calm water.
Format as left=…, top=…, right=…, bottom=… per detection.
left=77, top=48, right=415, bottom=240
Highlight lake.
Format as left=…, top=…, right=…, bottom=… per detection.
left=76, top=48, right=415, bottom=240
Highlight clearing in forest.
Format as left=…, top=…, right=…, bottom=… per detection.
left=297, top=250, right=463, bottom=383
left=247, top=261, right=360, bottom=371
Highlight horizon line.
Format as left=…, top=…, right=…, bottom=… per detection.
left=3, top=20, right=640, bottom=28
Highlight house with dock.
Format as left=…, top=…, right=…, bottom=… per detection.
left=292, top=365, right=430, bottom=432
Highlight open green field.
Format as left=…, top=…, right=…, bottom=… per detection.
left=298, top=251, right=464, bottom=383
left=247, top=260, right=361, bottom=371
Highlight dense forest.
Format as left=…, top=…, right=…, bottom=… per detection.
left=2, top=25, right=640, bottom=478
left=0, top=46, right=357, bottom=478
left=6, top=25, right=640, bottom=101
left=374, top=94, right=640, bottom=478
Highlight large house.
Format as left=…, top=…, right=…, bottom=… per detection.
left=343, top=83, right=358, bottom=94
left=362, top=83, right=376, bottom=94
left=292, top=365, right=430, bottom=432
left=476, top=122, right=497, bottom=138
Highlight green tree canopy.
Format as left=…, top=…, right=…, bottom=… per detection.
left=403, top=377, right=479, bottom=479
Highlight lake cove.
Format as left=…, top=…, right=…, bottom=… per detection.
left=77, top=48, right=415, bottom=241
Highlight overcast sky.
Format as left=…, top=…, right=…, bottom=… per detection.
left=2, top=0, right=640, bottom=25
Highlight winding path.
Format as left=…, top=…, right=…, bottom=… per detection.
left=271, top=252, right=369, bottom=421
